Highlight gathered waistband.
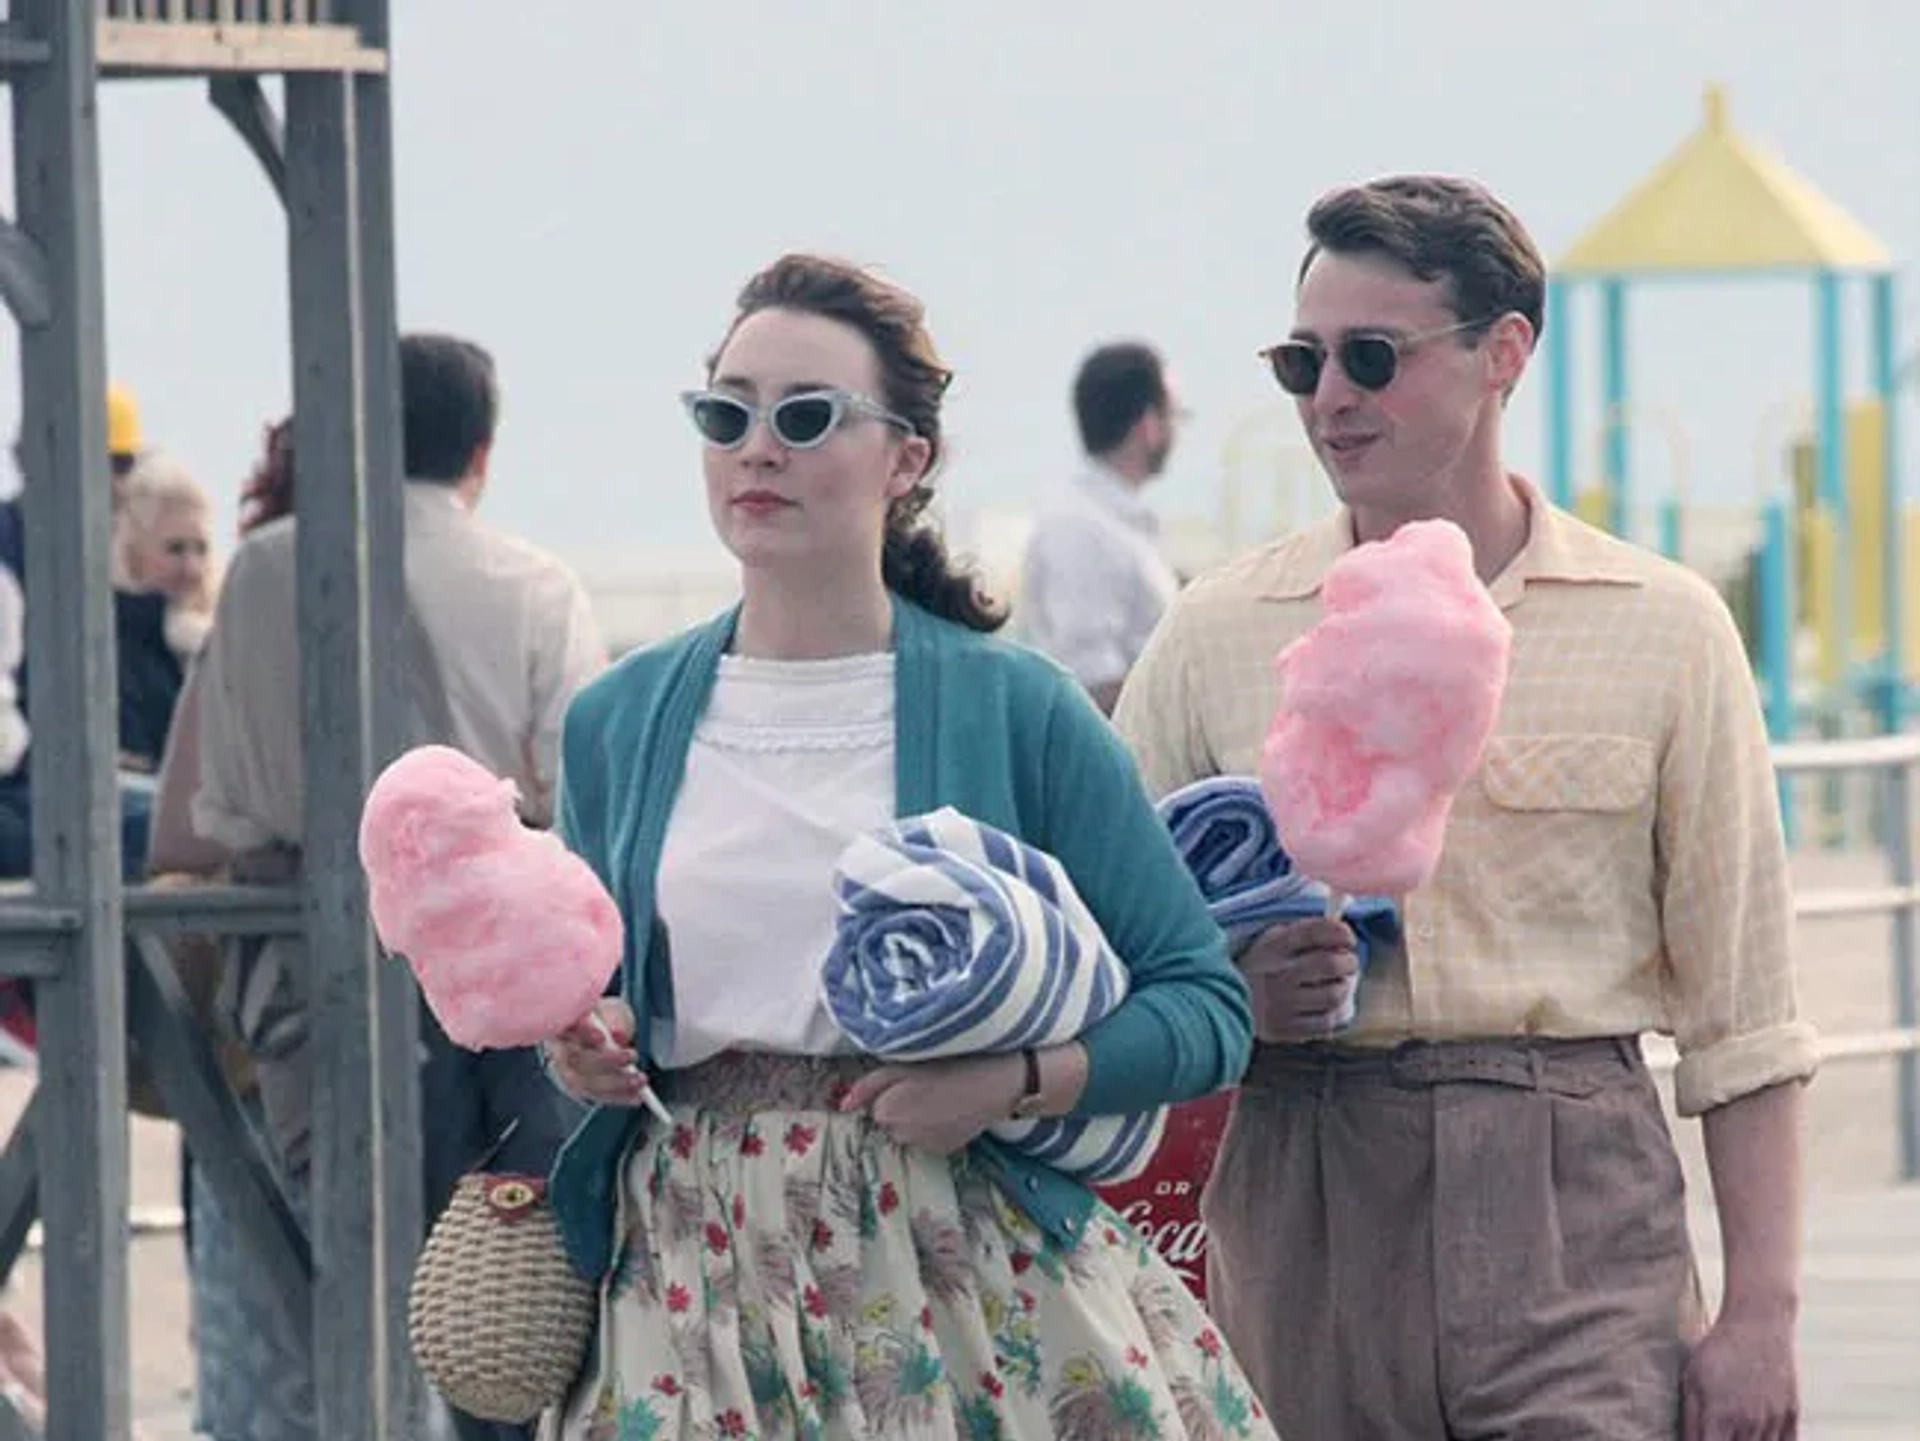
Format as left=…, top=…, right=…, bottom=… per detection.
left=657, top=1051, right=876, bottom=1114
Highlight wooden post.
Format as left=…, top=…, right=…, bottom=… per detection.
left=345, top=0, right=424, bottom=1423
left=9, top=0, right=132, bottom=1434
left=285, top=66, right=386, bottom=1438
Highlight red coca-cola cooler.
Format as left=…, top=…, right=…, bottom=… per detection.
left=1095, top=1089, right=1234, bottom=1303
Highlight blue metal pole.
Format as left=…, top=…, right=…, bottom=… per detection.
left=1659, top=496, right=1682, bottom=560
left=1602, top=278, right=1629, bottom=537
left=1871, top=273, right=1903, bottom=734
left=1814, top=272, right=1851, bottom=728
left=1759, top=494, right=1798, bottom=842
left=1816, top=271, right=1849, bottom=514
left=1545, top=276, right=1574, bottom=508
left=1760, top=495, right=1795, bottom=739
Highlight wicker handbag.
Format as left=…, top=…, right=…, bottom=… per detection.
left=407, top=1172, right=596, bottom=1424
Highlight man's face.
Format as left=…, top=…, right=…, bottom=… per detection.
left=1288, top=251, right=1508, bottom=513
left=1139, top=370, right=1187, bottom=479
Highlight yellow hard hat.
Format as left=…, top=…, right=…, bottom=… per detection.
left=106, top=382, right=142, bottom=455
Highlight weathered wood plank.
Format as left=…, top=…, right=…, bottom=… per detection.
left=10, top=0, right=131, bottom=1434
left=285, top=65, right=386, bottom=1439
left=0, top=1086, right=40, bottom=1283
left=95, top=20, right=388, bottom=77
left=345, top=1, right=423, bottom=1420
left=125, top=935, right=313, bottom=1344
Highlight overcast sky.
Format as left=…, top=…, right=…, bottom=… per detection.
left=3, top=0, right=1914, bottom=577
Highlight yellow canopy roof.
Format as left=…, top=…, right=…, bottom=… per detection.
left=1557, top=86, right=1892, bottom=276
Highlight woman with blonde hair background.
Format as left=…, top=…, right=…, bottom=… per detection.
left=115, top=448, right=219, bottom=661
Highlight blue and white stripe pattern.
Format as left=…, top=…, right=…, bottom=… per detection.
left=1156, top=776, right=1401, bottom=962
left=823, top=806, right=1164, bottom=1185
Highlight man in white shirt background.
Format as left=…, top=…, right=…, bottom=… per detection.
left=1018, top=341, right=1183, bottom=713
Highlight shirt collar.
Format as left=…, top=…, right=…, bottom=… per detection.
left=1076, top=461, right=1157, bottom=532
left=404, top=479, right=474, bottom=517
left=1255, top=475, right=1645, bottom=609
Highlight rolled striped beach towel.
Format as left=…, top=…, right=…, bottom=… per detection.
left=823, top=806, right=1165, bottom=1185
left=1157, top=775, right=1400, bottom=961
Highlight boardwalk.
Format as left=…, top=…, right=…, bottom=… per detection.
left=2, top=1109, right=1910, bottom=1441
left=1, top=838, right=1917, bottom=1437
left=1693, top=1186, right=1920, bottom=1441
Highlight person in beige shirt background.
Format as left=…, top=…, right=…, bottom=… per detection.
left=1115, top=176, right=1814, bottom=1440
left=186, top=335, right=607, bottom=1441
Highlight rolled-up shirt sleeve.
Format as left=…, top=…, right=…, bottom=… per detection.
left=1657, top=595, right=1819, bottom=1115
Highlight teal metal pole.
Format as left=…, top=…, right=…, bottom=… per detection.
left=1760, top=495, right=1795, bottom=739
left=1759, top=493, right=1797, bottom=842
left=1659, top=496, right=1683, bottom=560
left=1872, top=273, right=1903, bottom=733
left=1545, top=276, right=1574, bottom=508
left=1814, top=271, right=1851, bottom=720
left=1816, top=271, right=1849, bottom=513
left=1602, top=279, right=1629, bottom=537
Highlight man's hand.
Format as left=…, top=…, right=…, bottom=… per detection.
left=1687, top=1081, right=1805, bottom=1439
left=1238, top=917, right=1360, bottom=1042
left=1683, top=1308, right=1798, bottom=1440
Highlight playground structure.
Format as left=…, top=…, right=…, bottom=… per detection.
left=1541, top=84, right=1907, bottom=749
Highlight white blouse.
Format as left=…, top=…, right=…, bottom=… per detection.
left=652, top=651, right=897, bottom=1068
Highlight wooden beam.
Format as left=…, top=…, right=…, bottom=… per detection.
left=0, top=1086, right=40, bottom=1284
left=209, top=73, right=287, bottom=202
left=125, top=935, right=314, bottom=1342
left=346, top=0, right=423, bottom=1419
left=95, top=19, right=387, bottom=76
left=285, top=65, right=387, bottom=1438
left=8, top=0, right=131, bottom=1430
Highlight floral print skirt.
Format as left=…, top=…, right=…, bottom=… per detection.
left=551, top=1052, right=1277, bottom=1441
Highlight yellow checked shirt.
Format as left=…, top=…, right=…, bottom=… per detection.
left=1113, top=478, right=1818, bottom=1115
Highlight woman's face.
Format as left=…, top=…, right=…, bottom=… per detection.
left=130, top=501, right=210, bottom=601
left=697, top=307, right=929, bottom=578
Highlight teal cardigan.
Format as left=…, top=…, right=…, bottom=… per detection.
left=546, top=596, right=1251, bottom=1281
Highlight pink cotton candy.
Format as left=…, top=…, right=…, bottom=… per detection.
left=357, top=744, right=621, bottom=1050
left=1259, top=518, right=1512, bottom=897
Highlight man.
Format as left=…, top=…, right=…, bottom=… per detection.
left=190, top=334, right=607, bottom=1441
left=1115, top=176, right=1812, bottom=1440
left=1018, top=341, right=1182, bottom=712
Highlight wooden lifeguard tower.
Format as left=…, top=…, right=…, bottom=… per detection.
left=0, top=4, right=418, bottom=1438
left=1540, top=83, right=1904, bottom=739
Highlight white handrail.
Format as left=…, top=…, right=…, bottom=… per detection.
left=1766, top=736, right=1919, bottom=1179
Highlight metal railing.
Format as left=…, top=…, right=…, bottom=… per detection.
left=1644, top=733, right=1920, bottom=1180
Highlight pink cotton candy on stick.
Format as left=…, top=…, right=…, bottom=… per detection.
left=358, top=746, right=669, bottom=1122
left=1259, top=518, right=1512, bottom=901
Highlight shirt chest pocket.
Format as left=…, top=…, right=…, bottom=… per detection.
left=1473, top=734, right=1657, bottom=920
left=1480, top=734, right=1656, bottom=815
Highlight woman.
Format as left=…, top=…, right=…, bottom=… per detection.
left=115, top=449, right=218, bottom=664
left=539, top=254, right=1274, bottom=1440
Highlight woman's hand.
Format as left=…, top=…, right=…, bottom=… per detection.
left=839, top=1052, right=1033, bottom=1154
left=541, top=998, right=652, bottom=1107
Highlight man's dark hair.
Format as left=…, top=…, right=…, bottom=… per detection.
left=1072, top=342, right=1168, bottom=457
left=401, top=333, right=499, bottom=483
left=1300, top=175, right=1547, bottom=345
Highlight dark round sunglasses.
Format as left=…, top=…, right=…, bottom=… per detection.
left=681, top=388, right=914, bottom=451
left=1259, top=317, right=1488, bottom=397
